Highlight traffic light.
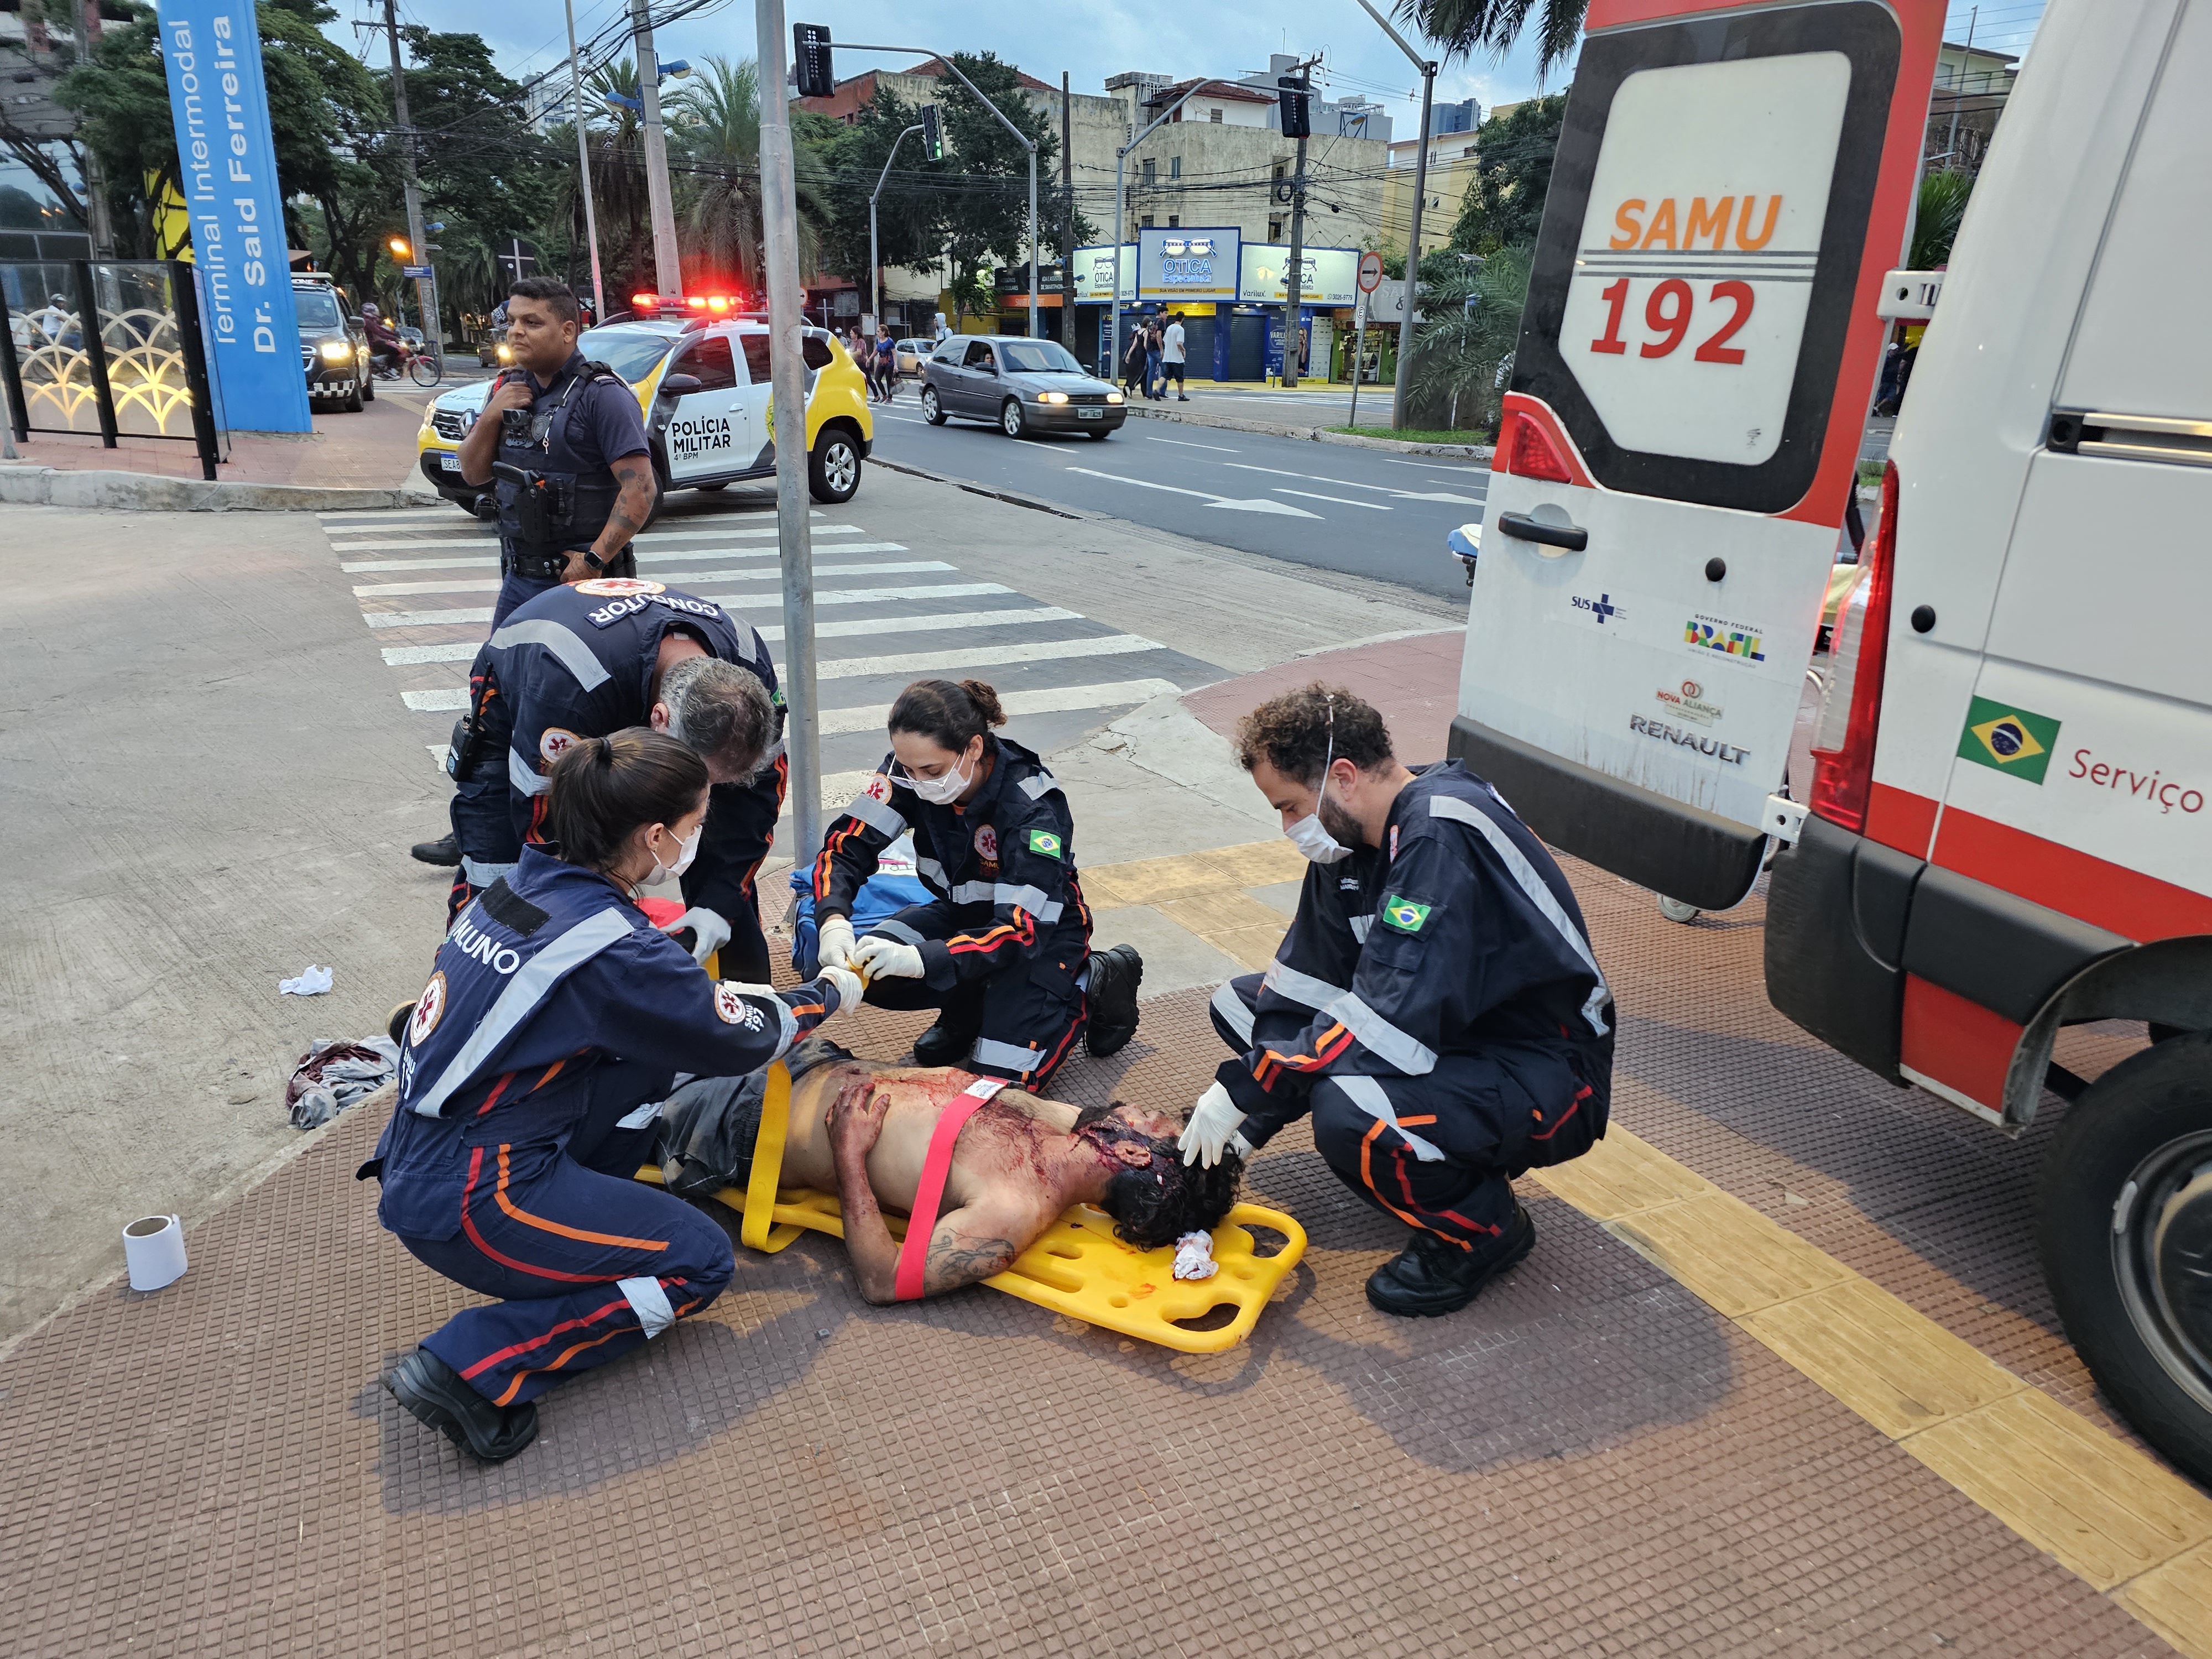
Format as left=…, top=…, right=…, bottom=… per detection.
left=793, top=23, right=833, bottom=99
left=919, top=104, right=942, bottom=160
left=1277, top=77, right=1311, bottom=139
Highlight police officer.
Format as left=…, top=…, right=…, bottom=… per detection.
left=371, top=729, right=863, bottom=1464
left=1179, top=685, right=1615, bottom=1317
left=444, top=578, right=787, bottom=983
left=808, top=678, right=1143, bottom=1089
left=453, top=275, right=656, bottom=630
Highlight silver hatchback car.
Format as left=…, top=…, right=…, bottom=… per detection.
left=919, top=335, right=1127, bottom=439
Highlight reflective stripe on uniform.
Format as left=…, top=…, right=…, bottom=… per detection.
left=948, top=879, right=1063, bottom=922
left=839, top=786, right=906, bottom=837
left=1329, top=992, right=1438, bottom=1074
left=489, top=618, right=612, bottom=691
left=1426, top=794, right=1613, bottom=1037
left=1211, top=980, right=1255, bottom=1044
left=1333, top=1073, right=1446, bottom=1162
left=915, top=855, right=948, bottom=888
left=509, top=747, right=550, bottom=796
left=409, top=907, right=637, bottom=1118
left=1262, top=959, right=1351, bottom=1012
left=619, top=1274, right=676, bottom=1338
left=1349, top=914, right=1373, bottom=943
left=867, top=916, right=926, bottom=947
left=972, top=1036, right=1044, bottom=1072
left=462, top=856, right=518, bottom=886
left=1017, top=773, right=1062, bottom=800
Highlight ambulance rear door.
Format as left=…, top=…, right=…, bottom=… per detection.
left=1452, top=0, right=1943, bottom=909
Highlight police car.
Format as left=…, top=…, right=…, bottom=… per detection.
left=414, top=317, right=874, bottom=517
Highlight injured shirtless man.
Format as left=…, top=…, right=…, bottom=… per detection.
left=656, top=1037, right=1243, bottom=1301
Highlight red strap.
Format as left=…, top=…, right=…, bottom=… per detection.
left=894, top=1077, right=1007, bottom=1301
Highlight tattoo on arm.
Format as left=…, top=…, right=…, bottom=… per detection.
left=598, top=456, right=657, bottom=551
left=923, top=1225, right=1020, bottom=1297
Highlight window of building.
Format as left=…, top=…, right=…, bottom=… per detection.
left=1141, top=215, right=1155, bottom=228
left=1209, top=108, right=1223, bottom=123
left=1269, top=217, right=1284, bottom=241
left=1169, top=156, right=1181, bottom=179
left=1167, top=216, right=1180, bottom=228
left=1142, top=158, right=1156, bottom=184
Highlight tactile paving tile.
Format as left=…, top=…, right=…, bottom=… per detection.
left=0, top=891, right=2181, bottom=1657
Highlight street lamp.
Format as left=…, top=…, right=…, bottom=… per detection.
left=1352, top=0, right=1438, bottom=432
left=870, top=124, right=926, bottom=335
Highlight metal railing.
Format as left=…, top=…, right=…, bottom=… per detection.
left=0, top=259, right=225, bottom=481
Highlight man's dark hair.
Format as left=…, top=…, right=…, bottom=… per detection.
left=509, top=275, right=580, bottom=327
left=1074, top=1101, right=1241, bottom=1250
left=1234, top=682, right=1395, bottom=786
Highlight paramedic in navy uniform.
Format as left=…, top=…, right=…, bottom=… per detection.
left=1181, top=685, right=1616, bottom=1318
left=808, top=679, right=1144, bottom=1089
left=368, top=730, right=864, bottom=1464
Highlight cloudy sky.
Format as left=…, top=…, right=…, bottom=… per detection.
left=325, top=0, right=1575, bottom=142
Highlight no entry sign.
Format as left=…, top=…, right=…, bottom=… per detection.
left=1358, top=251, right=1385, bottom=294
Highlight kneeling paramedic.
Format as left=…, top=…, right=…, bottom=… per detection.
left=1181, top=685, right=1615, bottom=1317
left=453, top=275, right=655, bottom=630
left=808, top=679, right=1143, bottom=1090
left=444, top=577, right=787, bottom=982
left=367, top=729, right=864, bottom=1463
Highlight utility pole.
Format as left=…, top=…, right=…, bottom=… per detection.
left=1061, top=71, right=1073, bottom=352
left=758, top=1, right=822, bottom=860
left=1352, top=0, right=1436, bottom=430
left=1277, top=58, right=1317, bottom=390
left=565, top=0, right=606, bottom=319
left=1942, top=6, right=1978, bottom=166
left=72, top=1, right=113, bottom=257
left=631, top=0, right=685, bottom=299
left=870, top=125, right=925, bottom=334
left=381, top=0, right=436, bottom=349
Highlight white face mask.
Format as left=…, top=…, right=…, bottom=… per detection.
left=1285, top=703, right=1353, bottom=864
left=904, top=749, right=974, bottom=807
left=650, top=822, right=702, bottom=882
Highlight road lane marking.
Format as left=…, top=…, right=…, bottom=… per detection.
left=340, top=539, right=881, bottom=574
left=1061, top=465, right=1319, bottom=518
left=815, top=633, right=1163, bottom=680
left=354, top=559, right=953, bottom=597
left=362, top=581, right=1017, bottom=629
left=1223, top=460, right=1482, bottom=505
left=1275, top=488, right=1389, bottom=510
left=379, top=606, right=1086, bottom=668
left=1145, top=435, right=1243, bottom=453
left=816, top=677, right=1180, bottom=737
left=324, top=524, right=831, bottom=553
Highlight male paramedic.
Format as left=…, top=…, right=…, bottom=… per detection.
left=443, top=577, right=788, bottom=983
left=1181, top=685, right=1615, bottom=1317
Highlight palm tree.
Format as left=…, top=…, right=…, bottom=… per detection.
left=1398, top=0, right=1587, bottom=77
left=670, top=55, right=830, bottom=289
left=1910, top=170, right=1974, bottom=269
left=567, top=58, right=655, bottom=299
left=1407, top=242, right=1533, bottom=433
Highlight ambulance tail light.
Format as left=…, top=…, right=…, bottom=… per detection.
left=1808, top=461, right=1900, bottom=834
left=1500, top=409, right=1573, bottom=483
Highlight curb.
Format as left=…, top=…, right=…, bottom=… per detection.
left=865, top=455, right=1089, bottom=520
left=0, top=465, right=438, bottom=514
left=1118, top=401, right=1494, bottom=460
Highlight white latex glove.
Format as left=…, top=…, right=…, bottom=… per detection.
left=851, top=935, right=925, bottom=980
left=816, top=914, right=857, bottom=972
left=1178, top=1082, right=1253, bottom=1168
left=659, top=906, right=731, bottom=964
left=816, top=964, right=864, bottom=1015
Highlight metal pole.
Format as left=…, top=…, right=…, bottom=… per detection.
left=632, top=0, right=685, bottom=299
left=1061, top=71, right=1073, bottom=352
left=757, top=0, right=820, bottom=861
left=1942, top=7, right=1977, bottom=166
left=1347, top=284, right=1369, bottom=426
left=1280, top=65, right=1313, bottom=390
left=383, top=0, right=436, bottom=354
left=564, top=0, right=606, bottom=319
left=1393, top=63, right=1435, bottom=430
left=870, top=125, right=924, bottom=334
left=72, top=260, right=117, bottom=447
left=1027, top=147, right=1039, bottom=337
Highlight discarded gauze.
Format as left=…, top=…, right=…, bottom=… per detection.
left=287, top=1036, right=399, bottom=1130
left=279, top=964, right=334, bottom=997
left=1173, top=1230, right=1218, bottom=1281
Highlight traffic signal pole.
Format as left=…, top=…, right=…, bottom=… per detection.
left=564, top=0, right=606, bottom=319
left=1277, top=59, right=1318, bottom=390
left=870, top=125, right=925, bottom=333
left=1352, top=0, right=1437, bottom=430
left=632, top=0, right=685, bottom=300
left=380, top=0, right=436, bottom=348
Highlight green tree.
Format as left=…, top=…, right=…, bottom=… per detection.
left=930, top=54, right=1062, bottom=320
left=1449, top=93, right=1567, bottom=255
left=670, top=55, right=831, bottom=291
left=1406, top=242, right=1532, bottom=431
left=1399, top=0, right=1587, bottom=78
left=1910, top=169, right=1974, bottom=268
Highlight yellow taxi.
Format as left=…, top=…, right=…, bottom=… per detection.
left=415, top=315, right=875, bottom=518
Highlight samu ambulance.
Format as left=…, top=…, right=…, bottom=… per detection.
left=1453, top=0, right=2212, bottom=1480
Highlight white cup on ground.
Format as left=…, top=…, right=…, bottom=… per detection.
left=123, top=1214, right=188, bottom=1291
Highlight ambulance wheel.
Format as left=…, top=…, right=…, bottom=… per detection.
left=2039, top=1032, right=2212, bottom=1484
left=1657, top=895, right=1702, bottom=924
left=921, top=386, right=945, bottom=425
left=808, top=427, right=861, bottom=503
left=1000, top=398, right=1026, bottom=439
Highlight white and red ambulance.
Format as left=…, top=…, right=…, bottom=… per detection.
left=1454, top=0, right=2212, bottom=1475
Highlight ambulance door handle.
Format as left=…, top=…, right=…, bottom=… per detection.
left=1496, top=512, right=1588, bottom=553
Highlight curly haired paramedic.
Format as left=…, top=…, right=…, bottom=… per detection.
left=1182, top=685, right=1616, bottom=1317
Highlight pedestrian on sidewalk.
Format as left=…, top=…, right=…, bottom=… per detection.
left=1183, top=684, right=1615, bottom=1318
left=1162, top=315, right=1188, bottom=401
left=873, top=325, right=898, bottom=403
left=1122, top=325, right=1148, bottom=399
left=1144, top=320, right=1165, bottom=400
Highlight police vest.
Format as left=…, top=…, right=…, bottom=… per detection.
left=493, top=359, right=626, bottom=562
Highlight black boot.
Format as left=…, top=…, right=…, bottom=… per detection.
left=387, top=1001, right=416, bottom=1047
left=912, top=1015, right=983, bottom=1068
left=1364, top=1203, right=1536, bottom=1318
left=1084, top=944, right=1144, bottom=1057
left=384, top=1348, right=539, bottom=1463
left=410, top=831, right=461, bottom=868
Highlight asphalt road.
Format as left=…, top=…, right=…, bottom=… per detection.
left=867, top=392, right=1488, bottom=603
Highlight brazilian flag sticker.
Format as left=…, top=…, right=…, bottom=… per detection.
left=1956, top=696, right=2062, bottom=784
left=1381, top=895, right=1431, bottom=935
left=1027, top=828, right=1063, bottom=859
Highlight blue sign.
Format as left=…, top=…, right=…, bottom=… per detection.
left=1137, top=227, right=1240, bottom=302
left=158, top=1, right=311, bottom=432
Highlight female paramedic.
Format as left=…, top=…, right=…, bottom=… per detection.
left=366, top=729, right=863, bottom=1464
left=810, top=679, right=1144, bottom=1089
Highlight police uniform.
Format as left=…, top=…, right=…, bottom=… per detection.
left=811, top=735, right=1093, bottom=1087
left=488, top=352, right=650, bottom=629
left=444, top=580, right=787, bottom=980
left=366, top=846, right=843, bottom=1409
left=1209, top=761, right=1614, bottom=1249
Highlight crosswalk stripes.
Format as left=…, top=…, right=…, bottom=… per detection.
left=322, top=502, right=1226, bottom=806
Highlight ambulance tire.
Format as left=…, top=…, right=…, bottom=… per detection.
left=1656, top=895, right=1702, bottom=924
left=2039, top=1031, right=2212, bottom=1484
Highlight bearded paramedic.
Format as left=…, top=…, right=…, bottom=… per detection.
left=1180, top=685, right=1616, bottom=1318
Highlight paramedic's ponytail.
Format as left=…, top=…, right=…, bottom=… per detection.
left=545, top=728, right=708, bottom=873
left=888, top=677, right=1005, bottom=752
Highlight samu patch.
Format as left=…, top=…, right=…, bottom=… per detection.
left=1026, top=829, right=1063, bottom=859
left=713, top=982, right=766, bottom=1030
left=1380, top=895, right=1431, bottom=935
